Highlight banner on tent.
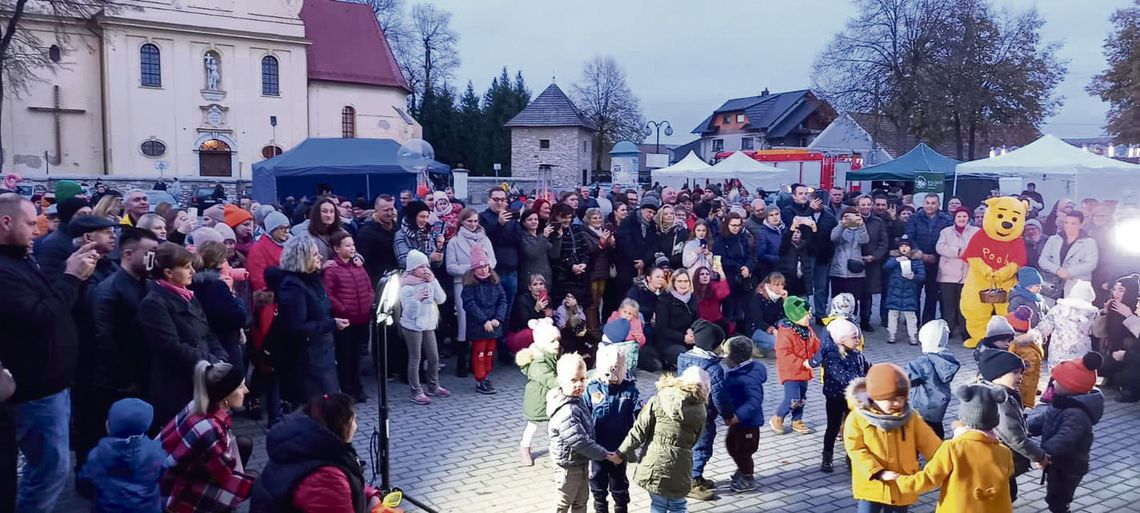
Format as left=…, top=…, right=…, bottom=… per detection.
left=915, top=172, right=944, bottom=209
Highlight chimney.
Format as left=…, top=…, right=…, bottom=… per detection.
left=761, top=88, right=769, bottom=96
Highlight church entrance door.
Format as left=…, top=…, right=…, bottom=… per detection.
left=198, top=139, right=232, bottom=177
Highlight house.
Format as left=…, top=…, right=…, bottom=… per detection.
left=504, top=83, right=596, bottom=190
left=690, top=88, right=836, bottom=161
left=848, top=112, right=1039, bottom=161
left=808, top=113, right=894, bottom=166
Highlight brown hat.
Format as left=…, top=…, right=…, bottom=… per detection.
left=865, top=363, right=910, bottom=401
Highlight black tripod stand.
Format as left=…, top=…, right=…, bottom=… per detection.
left=370, top=271, right=440, bottom=513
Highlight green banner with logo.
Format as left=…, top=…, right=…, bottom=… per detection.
left=914, top=172, right=945, bottom=209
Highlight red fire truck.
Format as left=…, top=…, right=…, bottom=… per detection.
left=713, top=149, right=863, bottom=190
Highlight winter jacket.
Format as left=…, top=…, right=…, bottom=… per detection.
left=1037, top=299, right=1098, bottom=369
left=546, top=389, right=609, bottom=467
left=393, top=221, right=440, bottom=270
left=754, top=222, right=784, bottom=275
left=552, top=224, right=593, bottom=305
left=616, top=215, right=659, bottom=268
left=31, top=227, right=75, bottom=278
left=655, top=292, right=697, bottom=354
left=78, top=434, right=166, bottom=513
left=807, top=207, right=839, bottom=262
left=354, top=220, right=399, bottom=284
left=743, top=215, right=766, bottom=244
left=189, top=270, right=248, bottom=367
left=618, top=375, right=707, bottom=500
left=275, top=271, right=340, bottom=402
left=1024, top=236, right=1047, bottom=270
left=905, top=210, right=954, bottom=254
left=517, top=347, right=559, bottom=422
left=934, top=225, right=978, bottom=284
left=695, top=279, right=729, bottom=323
left=509, top=293, right=547, bottom=332
left=681, top=239, right=713, bottom=271
left=626, top=277, right=662, bottom=323
left=1038, top=234, right=1099, bottom=297
left=776, top=226, right=815, bottom=289
left=746, top=290, right=784, bottom=335
left=397, top=276, right=447, bottom=332
left=1027, top=390, right=1104, bottom=476
left=676, top=348, right=733, bottom=420
left=775, top=320, right=820, bottom=384
left=829, top=223, right=870, bottom=278
left=861, top=215, right=891, bottom=293
left=985, top=381, right=1046, bottom=476
left=883, top=251, right=927, bottom=312
left=322, top=256, right=376, bottom=325
left=1007, top=286, right=1047, bottom=328
left=893, top=430, right=1014, bottom=513
left=714, top=231, right=756, bottom=293
left=583, top=379, right=641, bottom=451
left=461, top=277, right=508, bottom=339
left=247, top=236, right=284, bottom=350
left=1012, top=334, right=1045, bottom=409
left=653, top=225, right=688, bottom=270
left=158, top=405, right=255, bottom=513
left=843, top=378, right=943, bottom=506
left=581, top=226, right=615, bottom=281
left=478, top=208, right=520, bottom=273
left=904, top=352, right=961, bottom=424
left=809, top=339, right=870, bottom=399
left=91, top=269, right=150, bottom=396
left=445, top=227, right=497, bottom=283
left=724, top=360, right=767, bottom=427
left=517, top=228, right=558, bottom=286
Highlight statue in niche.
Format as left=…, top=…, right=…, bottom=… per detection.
left=204, top=52, right=220, bottom=90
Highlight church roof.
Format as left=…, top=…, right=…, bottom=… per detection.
left=504, top=84, right=596, bottom=130
left=300, top=0, right=410, bottom=92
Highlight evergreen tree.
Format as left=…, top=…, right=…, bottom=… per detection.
left=481, top=67, right=531, bottom=176
left=456, top=81, right=485, bottom=172
left=418, top=83, right=460, bottom=167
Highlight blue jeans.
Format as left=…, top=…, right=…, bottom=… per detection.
left=857, top=501, right=909, bottom=513
left=691, top=405, right=717, bottom=478
left=751, top=329, right=776, bottom=352
left=776, top=380, right=808, bottom=421
left=649, top=493, right=687, bottom=513
left=15, top=389, right=71, bottom=513
left=812, top=259, right=831, bottom=318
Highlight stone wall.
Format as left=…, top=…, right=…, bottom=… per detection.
left=510, top=127, right=594, bottom=191
left=466, top=177, right=540, bottom=204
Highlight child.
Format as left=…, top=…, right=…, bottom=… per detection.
left=1037, top=280, right=1099, bottom=371
left=547, top=353, right=618, bottom=513
left=746, top=272, right=787, bottom=357
left=398, top=249, right=450, bottom=404
left=722, top=336, right=768, bottom=491
left=600, top=317, right=639, bottom=379
left=1008, top=267, right=1048, bottom=326
left=883, top=236, right=926, bottom=345
left=583, top=345, right=641, bottom=513
left=516, top=318, right=561, bottom=466
left=810, top=318, right=869, bottom=473
left=605, top=298, right=646, bottom=348
left=556, top=293, right=596, bottom=365
left=1006, top=306, right=1045, bottom=408
left=675, top=319, right=733, bottom=500
left=905, top=320, right=961, bottom=439
left=844, top=363, right=942, bottom=512
left=323, top=231, right=375, bottom=403
left=977, top=350, right=1047, bottom=502
left=819, top=293, right=864, bottom=351
left=974, top=316, right=1017, bottom=364
left=770, top=296, right=820, bottom=435
left=884, top=384, right=1015, bottom=513
left=78, top=398, right=167, bottom=513
left=617, top=367, right=709, bottom=513
left=460, top=245, right=508, bottom=394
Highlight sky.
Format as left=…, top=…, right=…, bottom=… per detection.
left=429, top=0, right=1127, bottom=145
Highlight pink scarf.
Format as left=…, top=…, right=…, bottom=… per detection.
left=157, top=279, right=195, bottom=302
left=401, top=270, right=428, bottom=286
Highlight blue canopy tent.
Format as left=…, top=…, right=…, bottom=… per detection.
left=846, top=143, right=959, bottom=181
left=251, top=138, right=450, bottom=204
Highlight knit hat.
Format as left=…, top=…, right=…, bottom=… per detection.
left=1051, top=352, right=1103, bottom=395
left=829, top=293, right=856, bottom=318
left=724, top=336, right=754, bottom=366
left=980, top=316, right=1016, bottom=346
left=469, top=245, right=491, bottom=269
left=107, top=398, right=154, bottom=438
left=253, top=204, right=276, bottom=226
left=865, top=363, right=910, bottom=400
left=528, top=317, right=560, bottom=354
left=1017, top=267, right=1043, bottom=288
left=653, top=253, right=671, bottom=269
left=955, top=384, right=1006, bottom=431
left=918, top=319, right=949, bottom=353
left=57, top=197, right=89, bottom=225
left=405, top=249, right=430, bottom=271
left=640, top=196, right=661, bottom=212
left=594, top=344, right=626, bottom=384
left=1067, top=280, right=1096, bottom=304
left=602, top=318, right=631, bottom=344
left=825, top=318, right=859, bottom=344
left=978, top=349, right=1025, bottom=381
left=263, top=211, right=290, bottom=233
left=223, top=204, right=253, bottom=228
left=54, top=180, right=83, bottom=202
left=678, top=365, right=710, bottom=395
left=783, top=296, right=811, bottom=324
left=691, top=318, right=725, bottom=352
left=203, top=204, right=226, bottom=224
left=895, top=234, right=913, bottom=250
left=1024, top=218, right=1042, bottom=231
left=205, top=363, right=245, bottom=403
left=190, top=227, right=224, bottom=246
left=1006, top=305, right=1034, bottom=333
left=214, top=222, right=236, bottom=242
left=404, top=200, right=430, bottom=222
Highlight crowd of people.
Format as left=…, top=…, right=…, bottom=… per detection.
left=0, top=176, right=1134, bottom=513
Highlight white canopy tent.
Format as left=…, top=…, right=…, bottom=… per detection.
left=704, top=151, right=794, bottom=192
left=651, top=151, right=712, bottom=188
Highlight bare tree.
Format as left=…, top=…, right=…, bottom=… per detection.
left=572, top=55, right=645, bottom=171
left=404, top=2, right=458, bottom=109
left=348, top=0, right=410, bottom=66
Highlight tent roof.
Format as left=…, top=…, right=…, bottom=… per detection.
left=651, top=151, right=711, bottom=175
left=708, top=151, right=785, bottom=174
left=956, top=134, right=1140, bottom=176
left=849, top=143, right=959, bottom=181
left=252, top=138, right=450, bottom=177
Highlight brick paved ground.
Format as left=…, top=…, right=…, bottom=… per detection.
left=52, top=318, right=1140, bottom=512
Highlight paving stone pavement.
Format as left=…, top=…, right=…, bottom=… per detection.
left=52, top=320, right=1140, bottom=512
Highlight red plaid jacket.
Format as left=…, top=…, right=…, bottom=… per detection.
left=159, top=403, right=254, bottom=513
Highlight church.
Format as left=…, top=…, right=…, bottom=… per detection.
left=1, top=0, right=420, bottom=181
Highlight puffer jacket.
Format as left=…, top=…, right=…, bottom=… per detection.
left=713, top=231, right=756, bottom=292
left=809, top=339, right=870, bottom=399
left=517, top=347, right=559, bottom=422
left=934, top=225, right=979, bottom=283
left=775, top=319, right=820, bottom=384
left=461, top=277, right=508, bottom=339
left=583, top=379, right=641, bottom=451
left=1007, top=285, right=1047, bottom=328
left=78, top=434, right=166, bottom=513
left=322, top=256, right=376, bottom=326
left=745, top=289, right=784, bottom=335
left=904, top=352, right=961, bottom=424
left=546, top=389, right=609, bottom=467
left=905, top=210, right=953, bottom=254
left=724, top=360, right=767, bottom=428
left=755, top=222, right=784, bottom=275
left=829, top=223, right=870, bottom=278
left=988, top=381, right=1047, bottom=475
left=618, top=375, right=707, bottom=500
left=397, top=275, right=447, bottom=332
left=676, top=348, right=733, bottom=421
left=883, top=250, right=927, bottom=312
left=1027, top=389, right=1104, bottom=476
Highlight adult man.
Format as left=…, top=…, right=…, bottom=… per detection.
left=873, top=194, right=893, bottom=224
left=479, top=188, right=521, bottom=363
left=807, top=194, right=838, bottom=321
left=661, top=187, right=679, bottom=206
left=857, top=195, right=890, bottom=332
left=119, top=190, right=150, bottom=227
left=0, top=193, right=98, bottom=513
left=34, top=197, right=93, bottom=277
left=780, top=184, right=813, bottom=226
left=905, top=193, right=954, bottom=323
left=1020, top=183, right=1043, bottom=208
left=398, top=189, right=413, bottom=210
left=744, top=198, right=767, bottom=242
left=624, top=190, right=639, bottom=209
left=615, top=196, right=660, bottom=295
left=561, top=191, right=583, bottom=222
left=356, top=194, right=400, bottom=284
left=828, top=186, right=846, bottom=213
left=946, top=196, right=963, bottom=214
left=239, top=196, right=253, bottom=212
left=607, top=183, right=623, bottom=203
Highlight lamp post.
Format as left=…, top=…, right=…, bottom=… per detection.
left=645, top=120, right=673, bottom=155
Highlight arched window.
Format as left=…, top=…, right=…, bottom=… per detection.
left=140, top=43, right=161, bottom=87
left=341, top=106, right=356, bottom=138
left=261, top=55, right=279, bottom=96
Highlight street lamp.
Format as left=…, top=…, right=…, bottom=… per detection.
left=645, top=120, right=673, bottom=155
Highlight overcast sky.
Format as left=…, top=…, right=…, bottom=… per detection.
left=431, top=0, right=1125, bottom=145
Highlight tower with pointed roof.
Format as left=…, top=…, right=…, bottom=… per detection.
left=505, top=83, right=596, bottom=190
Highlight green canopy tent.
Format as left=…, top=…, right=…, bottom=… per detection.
left=846, top=143, right=959, bottom=181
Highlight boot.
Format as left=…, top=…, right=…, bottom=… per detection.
left=686, top=483, right=714, bottom=501
left=769, top=415, right=785, bottom=434
left=791, top=420, right=813, bottom=434
left=820, top=452, right=834, bottom=473
left=612, top=492, right=630, bottom=513
left=592, top=499, right=609, bottom=513
left=455, top=340, right=470, bottom=378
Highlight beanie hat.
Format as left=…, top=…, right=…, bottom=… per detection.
left=783, top=296, right=811, bottom=324
left=203, top=204, right=226, bottom=224
left=469, top=245, right=491, bottom=269
left=253, top=204, right=276, bottom=226
left=403, top=200, right=430, bottom=222
left=54, top=180, right=83, bottom=202
left=404, top=249, right=430, bottom=271
left=107, top=398, right=154, bottom=438
left=978, top=349, right=1026, bottom=381
left=918, top=319, right=949, bottom=353
left=829, top=293, right=856, bottom=318
left=213, top=222, right=236, bottom=242
left=955, top=384, right=1006, bottom=431
left=57, top=197, right=89, bottom=225
left=223, top=204, right=253, bottom=228
left=691, top=318, right=725, bottom=352
left=263, top=211, right=290, bottom=233
left=825, top=318, right=859, bottom=343
left=190, top=227, right=224, bottom=246
left=602, top=318, right=631, bottom=344
left=1051, top=352, right=1103, bottom=395
left=724, top=336, right=754, bottom=366
left=1068, top=280, right=1096, bottom=304
left=640, top=196, right=661, bottom=211
left=205, top=363, right=245, bottom=403
left=654, top=253, right=671, bottom=269
left=865, top=363, right=910, bottom=401
left=594, top=344, right=626, bottom=384
left=980, top=316, right=1016, bottom=346
left=1017, top=267, right=1043, bottom=288
left=1024, top=218, right=1042, bottom=231
left=678, top=366, right=710, bottom=394
left=528, top=317, right=560, bottom=354
left=1006, top=305, right=1034, bottom=333
left=895, top=234, right=913, bottom=250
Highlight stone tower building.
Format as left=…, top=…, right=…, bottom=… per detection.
left=505, top=84, right=596, bottom=191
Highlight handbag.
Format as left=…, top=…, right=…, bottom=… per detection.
left=846, top=259, right=865, bottom=274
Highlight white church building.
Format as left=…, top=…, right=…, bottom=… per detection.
left=1, top=0, right=420, bottom=181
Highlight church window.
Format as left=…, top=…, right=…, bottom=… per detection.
left=539, top=139, right=550, bottom=150
left=582, top=140, right=587, bottom=154
left=48, top=45, right=61, bottom=63
left=341, top=106, right=356, bottom=138
left=141, top=139, right=166, bottom=157
left=140, top=43, right=161, bottom=87
left=261, top=56, right=279, bottom=96
left=261, top=145, right=283, bottom=159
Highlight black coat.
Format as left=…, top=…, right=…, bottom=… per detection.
left=654, top=292, right=697, bottom=353
left=355, top=220, right=399, bottom=284
left=250, top=413, right=367, bottom=513
left=189, top=270, right=248, bottom=371
left=275, top=271, right=340, bottom=402
left=510, top=292, right=546, bottom=332
left=653, top=226, right=689, bottom=270
left=616, top=216, right=659, bottom=267
left=746, top=292, right=785, bottom=335
left=552, top=224, right=593, bottom=307
left=860, top=215, right=890, bottom=293
left=91, top=269, right=150, bottom=396
left=479, top=209, right=521, bottom=273
left=31, top=228, right=74, bottom=279
left=777, top=227, right=816, bottom=295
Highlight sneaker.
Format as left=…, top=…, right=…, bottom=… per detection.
left=769, top=415, right=785, bottom=434
left=410, top=389, right=431, bottom=405
left=861, top=322, right=875, bottom=333
left=791, top=420, right=812, bottom=434
left=519, top=446, right=534, bottom=467
left=484, top=379, right=497, bottom=392
left=886, top=336, right=897, bottom=344
left=908, top=339, right=919, bottom=346
left=437, top=362, right=448, bottom=371
left=475, top=381, right=497, bottom=395
left=730, top=474, right=758, bottom=492
left=427, top=385, right=450, bottom=397
left=694, top=476, right=715, bottom=490
left=686, top=483, right=714, bottom=501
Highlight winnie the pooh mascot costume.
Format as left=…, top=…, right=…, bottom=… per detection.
left=960, top=197, right=1029, bottom=348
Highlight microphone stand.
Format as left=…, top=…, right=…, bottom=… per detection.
left=370, top=270, right=439, bottom=513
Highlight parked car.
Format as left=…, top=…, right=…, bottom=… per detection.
left=145, top=190, right=179, bottom=212
left=190, top=186, right=223, bottom=210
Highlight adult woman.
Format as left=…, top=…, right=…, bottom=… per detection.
left=605, top=201, right=629, bottom=231
left=713, top=212, right=756, bottom=330
left=323, top=232, right=375, bottom=403
left=140, top=243, right=228, bottom=428
left=394, top=200, right=442, bottom=270
left=189, top=241, right=249, bottom=375
left=828, top=206, right=870, bottom=313
left=777, top=218, right=816, bottom=296
left=446, top=208, right=497, bottom=367
left=653, top=269, right=698, bottom=372
left=304, top=198, right=349, bottom=262
left=136, top=213, right=168, bottom=241
left=224, top=204, right=256, bottom=257
left=682, top=219, right=715, bottom=272
left=275, top=235, right=348, bottom=404
left=163, top=209, right=196, bottom=246
left=1096, top=274, right=1140, bottom=355
left=581, top=207, right=615, bottom=332
left=517, top=209, right=559, bottom=287
left=1039, top=212, right=1099, bottom=299
left=755, top=206, right=785, bottom=277
left=507, top=274, right=553, bottom=353
left=934, top=208, right=979, bottom=339
left=693, top=265, right=730, bottom=334
left=653, top=205, right=688, bottom=270
left=532, top=198, right=553, bottom=231
left=92, top=193, right=123, bottom=223
left=550, top=203, right=592, bottom=309
left=251, top=393, right=383, bottom=513
left=1043, top=198, right=1076, bottom=236
left=159, top=361, right=254, bottom=513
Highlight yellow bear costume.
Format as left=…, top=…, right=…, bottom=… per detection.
left=960, top=197, right=1029, bottom=348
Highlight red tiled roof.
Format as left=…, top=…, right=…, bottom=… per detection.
left=300, top=0, right=411, bottom=92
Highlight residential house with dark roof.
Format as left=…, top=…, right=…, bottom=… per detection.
left=690, top=89, right=836, bottom=161
left=505, top=83, right=597, bottom=190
